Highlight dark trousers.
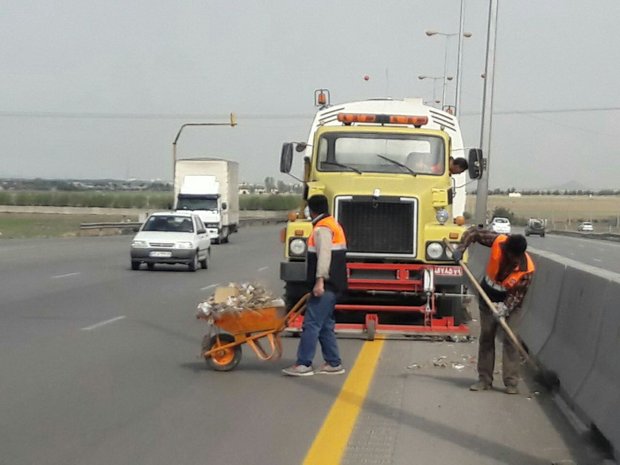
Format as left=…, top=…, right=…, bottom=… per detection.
left=477, top=299, right=521, bottom=387
left=296, top=291, right=342, bottom=367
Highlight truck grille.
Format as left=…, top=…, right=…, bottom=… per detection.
left=336, top=197, right=416, bottom=255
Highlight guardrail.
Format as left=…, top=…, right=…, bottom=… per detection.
left=79, top=213, right=288, bottom=235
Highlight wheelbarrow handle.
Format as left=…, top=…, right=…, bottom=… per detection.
left=284, top=292, right=310, bottom=325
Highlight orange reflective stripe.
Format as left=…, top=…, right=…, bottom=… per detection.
left=485, top=236, right=535, bottom=290
left=307, top=216, right=347, bottom=249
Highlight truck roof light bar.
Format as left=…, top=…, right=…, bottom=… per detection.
left=337, top=113, right=428, bottom=127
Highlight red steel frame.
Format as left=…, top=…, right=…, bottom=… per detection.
left=287, top=262, right=469, bottom=336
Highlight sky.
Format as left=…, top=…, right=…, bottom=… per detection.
left=1, top=0, right=619, bottom=189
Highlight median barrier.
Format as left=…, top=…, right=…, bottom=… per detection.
left=536, top=266, right=609, bottom=399
left=516, top=254, right=566, bottom=356
left=573, top=279, right=620, bottom=458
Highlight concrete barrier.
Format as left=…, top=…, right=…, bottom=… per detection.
left=573, top=280, right=620, bottom=458
left=516, top=254, right=566, bottom=356
left=536, top=266, right=609, bottom=399
left=519, top=248, right=620, bottom=459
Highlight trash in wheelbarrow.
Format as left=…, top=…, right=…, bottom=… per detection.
left=196, top=282, right=285, bottom=320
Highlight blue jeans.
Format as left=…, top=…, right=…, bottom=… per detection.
left=296, top=290, right=342, bottom=367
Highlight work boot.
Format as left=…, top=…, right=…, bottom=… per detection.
left=281, top=364, right=314, bottom=377
left=505, top=385, right=519, bottom=395
left=469, top=381, right=492, bottom=391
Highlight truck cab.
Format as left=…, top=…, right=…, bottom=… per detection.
left=176, top=193, right=224, bottom=243
left=280, top=94, right=483, bottom=338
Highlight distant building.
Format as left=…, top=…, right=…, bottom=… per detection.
left=508, top=192, right=522, bottom=198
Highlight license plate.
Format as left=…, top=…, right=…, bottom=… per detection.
left=150, top=251, right=172, bottom=258
left=433, top=266, right=463, bottom=277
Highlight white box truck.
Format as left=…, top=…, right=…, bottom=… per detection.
left=173, top=158, right=240, bottom=244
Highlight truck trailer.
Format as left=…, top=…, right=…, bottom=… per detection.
left=279, top=92, right=483, bottom=338
left=174, top=158, right=240, bottom=244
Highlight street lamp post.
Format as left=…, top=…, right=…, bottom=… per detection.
left=425, top=30, right=472, bottom=113
left=475, top=0, right=499, bottom=225
left=172, top=113, right=237, bottom=185
left=418, top=75, right=453, bottom=107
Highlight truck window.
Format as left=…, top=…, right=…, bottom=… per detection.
left=317, top=133, right=445, bottom=175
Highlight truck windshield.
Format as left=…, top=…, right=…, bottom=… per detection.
left=317, top=133, right=445, bottom=175
left=177, top=197, right=218, bottom=211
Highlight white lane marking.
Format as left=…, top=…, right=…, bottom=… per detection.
left=592, top=258, right=602, bottom=262
left=51, top=272, right=81, bottom=279
left=257, top=266, right=269, bottom=272
left=81, top=316, right=126, bottom=331
left=201, top=284, right=218, bottom=291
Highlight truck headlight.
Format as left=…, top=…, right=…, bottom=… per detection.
left=435, top=208, right=449, bottom=224
left=131, top=240, right=148, bottom=248
left=175, top=241, right=193, bottom=249
left=289, top=238, right=307, bottom=257
left=426, top=242, right=444, bottom=260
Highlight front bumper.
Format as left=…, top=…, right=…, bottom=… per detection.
left=131, top=248, right=195, bottom=264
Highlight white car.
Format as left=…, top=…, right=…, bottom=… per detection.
left=130, top=211, right=211, bottom=271
left=489, top=217, right=511, bottom=234
left=577, top=221, right=594, bottom=232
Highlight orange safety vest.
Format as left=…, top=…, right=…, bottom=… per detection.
left=307, top=216, right=347, bottom=251
left=485, top=235, right=535, bottom=291
left=306, top=214, right=348, bottom=294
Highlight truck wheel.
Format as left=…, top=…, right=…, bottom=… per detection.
left=131, top=261, right=140, bottom=270
left=222, top=227, right=230, bottom=243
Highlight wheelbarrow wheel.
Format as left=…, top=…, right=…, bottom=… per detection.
left=203, top=334, right=242, bottom=371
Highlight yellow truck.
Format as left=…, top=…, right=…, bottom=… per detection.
left=279, top=91, right=483, bottom=338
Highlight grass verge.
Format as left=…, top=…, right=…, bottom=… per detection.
left=0, top=213, right=136, bottom=239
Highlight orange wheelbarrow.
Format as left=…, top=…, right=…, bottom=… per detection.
left=198, top=293, right=309, bottom=371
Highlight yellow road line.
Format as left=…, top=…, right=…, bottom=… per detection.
left=303, top=340, right=384, bottom=465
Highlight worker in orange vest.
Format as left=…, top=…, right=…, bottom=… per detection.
left=453, top=226, right=535, bottom=394
left=282, top=195, right=348, bottom=377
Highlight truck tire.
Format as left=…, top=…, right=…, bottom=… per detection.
left=222, top=227, right=230, bottom=243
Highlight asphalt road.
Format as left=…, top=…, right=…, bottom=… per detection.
left=516, top=228, right=620, bottom=274
left=0, top=226, right=610, bottom=465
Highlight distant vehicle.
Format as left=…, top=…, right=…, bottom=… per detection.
left=489, top=217, right=511, bottom=234
left=525, top=218, right=546, bottom=237
left=577, top=221, right=594, bottom=232
left=174, top=158, right=240, bottom=244
left=130, top=211, right=211, bottom=271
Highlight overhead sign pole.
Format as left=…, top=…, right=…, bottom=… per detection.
left=172, top=113, right=237, bottom=186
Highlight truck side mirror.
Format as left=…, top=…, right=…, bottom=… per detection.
left=222, top=202, right=227, bottom=211
left=468, top=148, right=484, bottom=180
left=280, top=143, right=294, bottom=173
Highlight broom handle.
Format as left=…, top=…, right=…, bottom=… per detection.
left=443, top=239, right=537, bottom=370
